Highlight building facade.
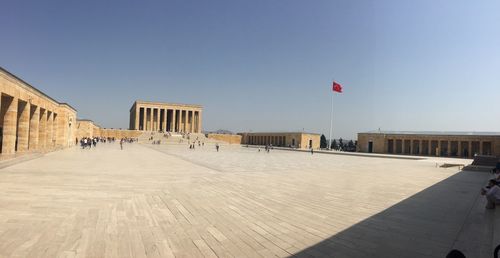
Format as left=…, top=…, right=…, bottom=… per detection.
left=76, top=119, right=142, bottom=139
left=358, top=131, right=500, bottom=158
left=129, top=101, right=202, bottom=133
left=239, top=132, right=320, bottom=149
left=0, top=67, right=77, bottom=157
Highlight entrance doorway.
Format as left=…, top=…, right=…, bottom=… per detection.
left=368, top=141, right=373, bottom=153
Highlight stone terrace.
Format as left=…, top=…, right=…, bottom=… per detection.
left=0, top=142, right=493, bottom=257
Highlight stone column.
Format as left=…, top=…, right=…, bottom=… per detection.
left=52, top=113, right=58, bottom=147
left=16, top=101, right=30, bottom=152
left=468, top=141, right=473, bottom=157
left=458, top=141, right=462, bottom=157
left=29, top=105, right=39, bottom=150
left=149, top=108, right=153, bottom=131
left=480, top=141, right=484, bottom=155
left=428, top=141, right=432, bottom=156
left=2, top=96, right=18, bottom=155
left=401, top=139, right=406, bottom=154
left=163, top=109, right=167, bottom=132
left=142, top=107, right=146, bottom=131
left=447, top=141, right=451, bottom=157
left=438, top=141, right=442, bottom=156
left=198, top=110, right=202, bottom=133
left=47, top=111, right=53, bottom=148
left=393, top=139, right=397, bottom=154
left=189, top=110, right=193, bottom=133
left=38, top=109, right=47, bottom=149
left=134, top=106, right=139, bottom=130
left=172, top=109, right=177, bottom=132
left=181, top=110, right=185, bottom=133
left=419, top=140, right=423, bottom=155
left=409, top=139, right=414, bottom=155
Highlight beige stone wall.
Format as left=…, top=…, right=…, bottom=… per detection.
left=0, top=68, right=77, bottom=157
left=207, top=134, right=242, bottom=144
left=76, top=119, right=142, bottom=140
left=76, top=120, right=95, bottom=139
left=358, top=132, right=500, bottom=158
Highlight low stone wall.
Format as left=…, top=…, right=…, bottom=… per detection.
left=98, top=129, right=142, bottom=139
left=76, top=119, right=142, bottom=139
left=207, top=134, right=242, bottom=144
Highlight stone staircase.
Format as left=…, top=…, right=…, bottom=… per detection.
left=464, top=155, right=499, bottom=172
left=137, top=132, right=228, bottom=146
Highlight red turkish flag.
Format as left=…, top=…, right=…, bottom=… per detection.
left=332, top=81, right=342, bottom=93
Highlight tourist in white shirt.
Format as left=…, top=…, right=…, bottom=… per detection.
left=481, top=179, right=500, bottom=209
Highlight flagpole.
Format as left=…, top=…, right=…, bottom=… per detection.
left=328, top=91, right=334, bottom=151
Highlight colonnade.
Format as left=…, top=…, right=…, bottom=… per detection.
left=0, top=93, right=74, bottom=155
left=0, top=68, right=77, bottom=157
left=386, top=138, right=492, bottom=158
left=130, top=103, right=202, bottom=133
left=247, top=135, right=286, bottom=146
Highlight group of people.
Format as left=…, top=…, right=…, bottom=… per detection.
left=77, top=136, right=136, bottom=150
left=481, top=167, right=500, bottom=209
left=79, top=137, right=99, bottom=149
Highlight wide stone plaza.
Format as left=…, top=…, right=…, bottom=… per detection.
left=0, top=141, right=493, bottom=257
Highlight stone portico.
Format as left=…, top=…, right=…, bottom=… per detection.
left=358, top=131, right=500, bottom=158
left=0, top=67, right=77, bottom=158
left=129, top=101, right=202, bottom=133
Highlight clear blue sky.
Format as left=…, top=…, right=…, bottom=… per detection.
left=1, top=0, right=499, bottom=139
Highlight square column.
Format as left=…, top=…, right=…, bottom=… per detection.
left=16, top=100, right=30, bottom=152
left=447, top=141, right=452, bottom=157
left=181, top=110, right=186, bottom=133
left=189, top=110, right=193, bottom=133
left=149, top=108, right=153, bottom=131
left=142, top=107, right=146, bottom=131
left=458, top=141, right=462, bottom=157
left=172, top=109, right=177, bottom=132
left=419, top=140, right=423, bottom=155
left=198, top=111, right=202, bottom=133
left=1, top=96, right=18, bottom=154
left=39, top=109, right=47, bottom=149
left=480, top=141, right=484, bottom=155
left=134, top=106, right=139, bottom=130
left=163, top=109, right=167, bottom=132
left=29, top=105, right=39, bottom=150
left=53, top=113, right=58, bottom=147
left=47, top=111, right=53, bottom=148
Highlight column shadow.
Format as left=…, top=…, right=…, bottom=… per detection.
left=290, top=171, right=493, bottom=258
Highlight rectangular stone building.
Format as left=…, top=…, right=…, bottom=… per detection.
left=239, top=132, right=320, bottom=149
left=0, top=67, right=77, bottom=157
left=129, top=101, right=202, bottom=133
left=358, top=131, right=500, bottom=158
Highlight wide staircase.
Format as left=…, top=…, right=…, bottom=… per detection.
left=464, top=155, right=499, bottom=172
left=137, top=131, right=228, bottom=146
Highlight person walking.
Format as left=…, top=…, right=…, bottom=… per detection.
left=120, top=139, right=123, bottom=150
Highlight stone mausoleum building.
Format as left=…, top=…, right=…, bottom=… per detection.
left=129, top=101, right=202, bottom=133
left=0, top=67, right=77, bottom=157
left=358, top=131, right=500, bottom=158
left=239, top=132, right=320, bottom=149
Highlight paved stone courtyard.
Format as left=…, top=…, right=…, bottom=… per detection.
left=0, top=143, right=492, bottom=257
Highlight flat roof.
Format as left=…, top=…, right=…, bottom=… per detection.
left=0, top=66, right=78, bottom=112
left=131, top=100, right=202, bottom=110
left=240, top=132, right=321, bottom=135
left=361, top=130, right=500, bottom=136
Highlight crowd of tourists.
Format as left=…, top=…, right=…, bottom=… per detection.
left=481, top=167, right=500, bottom=209
left=78, top=137, right=137, bottom=149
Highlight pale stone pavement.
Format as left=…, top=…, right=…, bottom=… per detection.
left=0, top=142, right=492, bottom=257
